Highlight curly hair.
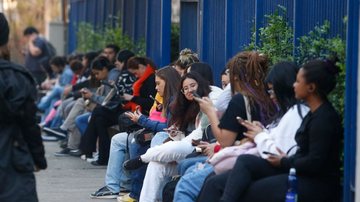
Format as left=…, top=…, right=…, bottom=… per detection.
left=174, top=48, right=199, bottom=70
left=228, top=51, right=276, bottom=124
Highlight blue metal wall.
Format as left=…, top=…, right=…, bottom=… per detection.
left=225, top=0, right=255, bottom=60
left=199, top=0, right=226, bottom=85
left=123, top=0, right=146, bottom=42
left=180, top=1, right=198, bottom=52
left=344, top=0, right=359, bottom=200
left=145, top=0, right=171, bottom=67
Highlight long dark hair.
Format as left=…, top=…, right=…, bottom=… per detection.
left=265, top=61, right=299, bottom=120
left=228, top=51, right=276, bottom=124
left=302, top=58, right=339, bottom=101
left=116, top=50, right=135, bottom=70
left=155, top=66, right=181, bottom=115
left=188, top=62, right=214, bottom=85
left=170, top=72, right=211, bottom=131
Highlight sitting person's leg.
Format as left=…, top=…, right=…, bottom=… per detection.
left=141, top=140, right=194, bottom=163
left=174, top=163, right=214, bottom=202
left=177, top=156, right=208, bottom=176
left=139, top=161, right=178, bottom=202
left=75, top=112, right=91, bottom=135
left=126, top=141, right=150, bottom=201
left=91, top=132, right=133, bottom=199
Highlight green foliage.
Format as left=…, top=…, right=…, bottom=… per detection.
left=171, top=23, right=180, bottom=62
left=244, top=6, right=294, bottom=65
left=76, top=22, right=146, bottom=56
left=297, top=21, right=346, bottom=116
left=258, top=6, right=294, bottom=64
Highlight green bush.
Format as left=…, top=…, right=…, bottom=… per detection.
left=76, top=22, right=146, bottom=56
left=244, top=6, right=294, bottom=65
left=297, top=21, right=346, bottom=116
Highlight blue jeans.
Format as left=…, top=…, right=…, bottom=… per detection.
left=128, top=139, right=150, bottom=200
left=174, top=163, right=214, bottom=202
left=75, top=112, right=91, bottom=135
left=37, top=85, right=63, bottom=112
left=178, top=156, right=208, bottom=175
left=105, top=132, right=132, bottom=193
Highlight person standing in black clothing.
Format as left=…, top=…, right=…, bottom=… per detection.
left=198, top=59, right=342, bottom=202
left=0, top=13, right=47, bottom=202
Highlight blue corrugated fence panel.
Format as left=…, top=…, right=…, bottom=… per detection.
left=262, top=0, right=294, bottom=24
left=146, top=0, right=171, bottom=67
left=226, top=0, right=255, bottom=59
left=123, top=0, right=136, bottom=38
left=344, top=0, right=358, bottom=201
left=180, top=1, right=198, bottom=52
left=133, top=0, right=146, bottom=42
left=200, top=0, right=226, bottom=86
left=123, top=0, right=146, bottom=42
left=294, top=0, right=347, bottom=47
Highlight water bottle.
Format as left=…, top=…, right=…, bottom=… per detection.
left=285, top=168, right=298, bottom=202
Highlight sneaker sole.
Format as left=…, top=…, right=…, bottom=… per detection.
left=43, top=128, right=67, bottom=138
left=90, top=195, right=118, bottom=199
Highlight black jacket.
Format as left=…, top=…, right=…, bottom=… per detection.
left=0, top=59, right=47, bottom=170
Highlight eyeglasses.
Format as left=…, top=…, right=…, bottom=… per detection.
left=181, top=83, right=198, bottom=94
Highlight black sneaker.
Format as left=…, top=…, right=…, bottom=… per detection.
left=54, top=148, right=70, bottom=157
left=123, top=156, right=146, bottom=170
left=91, top=160, right=107, bottom=166
left=90, top=186, right=119, bottom=199
left=43, top=127, right=67, bottom=139
left=69, top=149, right=82, bottom=157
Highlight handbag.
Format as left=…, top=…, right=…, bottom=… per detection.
left=208, top=142, right=257, bottom=174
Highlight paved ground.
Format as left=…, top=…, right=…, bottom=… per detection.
left=36, top=142, right=113, bottom=202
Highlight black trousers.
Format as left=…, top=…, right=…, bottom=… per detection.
left=80, top=105, right=122, bottom=164
left=198, top=154, right=338, bottom=202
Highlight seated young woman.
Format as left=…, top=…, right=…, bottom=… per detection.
left=90, top=66, right=180, bottom=200
left=198, top=58, right=342, bottom=202
left=174, top=61, right=309, bottom=202
left=176, top=51, right=276, bottom=176
left=122, top=72, right=211, bottom=202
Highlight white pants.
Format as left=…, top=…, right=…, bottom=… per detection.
left=141, top=140, right=195, bottom=163
left=139, top=141, right=195, bottom=202
left=139, top=161, right=177, bottom=202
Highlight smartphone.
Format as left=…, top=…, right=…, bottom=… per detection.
left=192, top=92, right=201, bottom=99
left=262, top=151, right=279, bottom=156
left=192, top=139, right=201, bottom=146
left=236, top=116, right=245, bottom=122
left=149, top=95, right=161, bottom=105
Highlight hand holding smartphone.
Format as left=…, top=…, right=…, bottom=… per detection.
left=192, top=92, right=201, bottom=99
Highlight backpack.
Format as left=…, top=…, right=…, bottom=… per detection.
left=44, top=40, right=56, bottom=58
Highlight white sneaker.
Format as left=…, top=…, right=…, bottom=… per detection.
left=86, top=152, right=99, bottom=163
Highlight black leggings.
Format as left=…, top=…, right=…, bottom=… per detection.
left=80, top=105, right=122, bottom=164
left=198, top=154, right=338, bottom=202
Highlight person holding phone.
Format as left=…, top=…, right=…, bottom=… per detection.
left=123, top=72, right=212, bottom=202
left=175, top=61, right=307, bottom=202
left=199, top=59, right=342, bottom=202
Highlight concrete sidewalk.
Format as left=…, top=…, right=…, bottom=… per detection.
left=36, top=142, right=112, bottom=202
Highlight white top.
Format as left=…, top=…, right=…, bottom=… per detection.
left=254, top=104, right=309, bottom=158
left=214, top=84, right=232, bottom=113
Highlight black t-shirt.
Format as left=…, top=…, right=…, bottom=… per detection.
left=218, top=93, right=260, bottom=140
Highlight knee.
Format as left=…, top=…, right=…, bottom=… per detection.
left=111, top=132, right=128, bottom=146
